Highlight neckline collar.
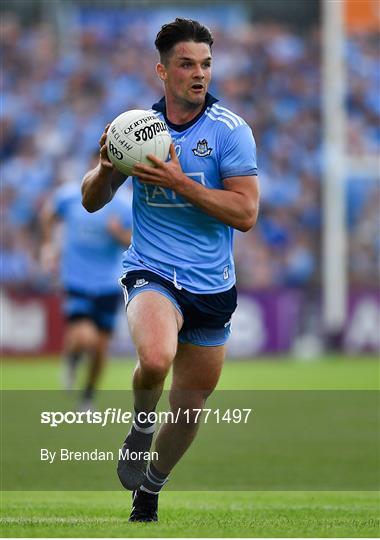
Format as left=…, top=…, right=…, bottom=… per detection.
left=152, top=93, right=218, bottom=133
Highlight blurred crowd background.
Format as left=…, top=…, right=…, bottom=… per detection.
left=1, top=2, right=379, bottom=292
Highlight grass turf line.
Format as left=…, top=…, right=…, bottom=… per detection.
left=1, top=491, right=379, bottom=538
left=1, top=355, right=378, bottom=390
left=1, top=356, right=379, bottom=537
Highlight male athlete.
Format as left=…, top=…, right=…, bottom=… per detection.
left=41, top=152, right=132, bottom=410
left=82, top=18, right=259, bottom=521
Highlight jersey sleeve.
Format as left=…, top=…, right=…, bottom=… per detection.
left=220, top=124, right=258, bottom=179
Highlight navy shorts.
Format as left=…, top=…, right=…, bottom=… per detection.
left=119, top=270, right=237, bottom=347
left=63, top=289, right=121, bottom=332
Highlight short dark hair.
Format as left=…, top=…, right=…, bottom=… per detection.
left=155, top=18, right=213, bottom=64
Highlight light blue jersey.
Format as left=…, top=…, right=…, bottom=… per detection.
left=123, top=94, right=257, bottom=294
left=53, top=183, right=132, bottom=294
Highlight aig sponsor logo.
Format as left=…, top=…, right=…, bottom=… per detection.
left=144, top=172, right=205, bottom=208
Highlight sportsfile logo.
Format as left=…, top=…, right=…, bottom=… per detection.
left=40, top=408, right=252, bottom=427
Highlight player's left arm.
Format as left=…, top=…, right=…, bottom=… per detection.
left=132, top=144, right=259, bottom=232
left=107, top=193, right=133, bottom=245
left=107, top=217, right=132, bottom=245
left=39, top=200, right=60, bottom=273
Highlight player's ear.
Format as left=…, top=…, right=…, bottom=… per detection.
left=156, top=63, right=167, bottom=82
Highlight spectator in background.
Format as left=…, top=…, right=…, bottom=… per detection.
left=40, top=151, right=132, bottom=410
left=0, top=227, right=38, bottom=288
left=1, top=12, right=379, bottom=290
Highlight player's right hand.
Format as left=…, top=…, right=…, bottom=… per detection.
left=98, top=124, right=114, bottom=171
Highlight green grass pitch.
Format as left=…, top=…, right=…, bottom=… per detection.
left=1, top=355, right=379, bottom=537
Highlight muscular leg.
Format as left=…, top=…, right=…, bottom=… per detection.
left=80, top=330, right=111, bottom=405
left=65, top=319, right=98, bottom=354
left=127, top=291, right=183, bottom=412
left=62, top=320, right=98, bottom=390
left=152, top=343, right=225, bottom=474
left=85, top=330, right=110, bottom=390
left=117, top=291, right=183, bottom=490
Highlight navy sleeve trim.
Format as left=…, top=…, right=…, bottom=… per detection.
left=221, top=168, right=258, bottom=179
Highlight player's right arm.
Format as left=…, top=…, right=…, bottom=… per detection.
left=82, top=126, right=126, bottom=212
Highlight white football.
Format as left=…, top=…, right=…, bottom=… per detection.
left=106, top=109, right=171, bottom=176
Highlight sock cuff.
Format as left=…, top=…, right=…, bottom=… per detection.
left=141, top=462, right=169, bottom=495
left=132, top=422, right=156, bottom=434
left=148, top=463, right=169, bottom=483
left=133, top=406, right=157, bottom=433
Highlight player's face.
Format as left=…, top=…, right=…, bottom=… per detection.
left=158, top=41, right=212, bottom=109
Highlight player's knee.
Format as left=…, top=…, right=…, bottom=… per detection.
left=78, top=329, right=97, bottom=350
left=139, top=361, right=169, bottom=384
left=138, top=349, right=172, bottom=383
left=67, top=326, right=96, bottom=353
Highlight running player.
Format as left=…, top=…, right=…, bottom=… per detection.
left=82, top=18, right=259, bottom=521
left=41, top=152, right=132, bottom=410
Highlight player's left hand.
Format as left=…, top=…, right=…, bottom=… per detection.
left=132, top=144, right=185, bottom=190
left=107, top=217, right=131, bottom=245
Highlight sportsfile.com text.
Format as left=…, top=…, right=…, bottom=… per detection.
left=41, top=408, right=252, bottom=428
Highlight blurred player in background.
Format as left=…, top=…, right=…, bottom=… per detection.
left=41, top=151, right=132, bottom=410
left=82, top=19, right=259, bottom=521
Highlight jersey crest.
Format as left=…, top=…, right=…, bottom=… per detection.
left=192, top=139, right=213, bottom=157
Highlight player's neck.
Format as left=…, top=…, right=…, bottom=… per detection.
left=165, top=96, right=204, bottom=126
